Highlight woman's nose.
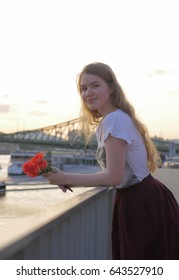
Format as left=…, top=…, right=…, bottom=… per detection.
left=86, top=87, right=94, bottom=96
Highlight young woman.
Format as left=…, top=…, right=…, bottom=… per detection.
left=45, top=62, right=179, bottom=259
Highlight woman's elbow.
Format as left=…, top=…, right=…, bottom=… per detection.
left=110, top=178, right=122, bottom=186
left=105, top=173, right=123, bottom=186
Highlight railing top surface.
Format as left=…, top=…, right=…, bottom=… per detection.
left=0, top=185, right=110, bottom=254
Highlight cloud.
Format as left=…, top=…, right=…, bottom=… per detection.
left=28, top=110, right=47, bottom=116
left=0, top=104, right=11, bottom=113
left=142, top=69, right=175, bottom=77
left=34, top=99, right=50, bottom=104
left=1, top=94, right=9, bottom=98
left=164, top=89, right=179, bottom=96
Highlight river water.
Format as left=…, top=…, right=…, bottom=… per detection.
left=0, top=155, right=101, bottom=228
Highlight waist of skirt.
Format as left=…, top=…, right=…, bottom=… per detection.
left=115, top=173, right=152, bottom=192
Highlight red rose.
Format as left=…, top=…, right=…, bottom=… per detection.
left=31, top=153, right=48, bottom=171
left=31, top=153, right=44, bottom=165
left=38, top=159, right=48, bottom=171
left=22, top=161, right=41, bottom=177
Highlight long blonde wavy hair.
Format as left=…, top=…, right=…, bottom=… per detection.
left=76, top=62, right=161, bottom=172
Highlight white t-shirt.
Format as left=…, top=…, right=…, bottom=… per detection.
left=96, top=109, right=150, bottom=188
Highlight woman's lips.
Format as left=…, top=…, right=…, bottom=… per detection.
left=87, top=98, right=96, bottom=104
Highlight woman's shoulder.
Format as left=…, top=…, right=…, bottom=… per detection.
left=103, top=109, right=132, bottom=125
left=97, top=109, right=138, bottom=144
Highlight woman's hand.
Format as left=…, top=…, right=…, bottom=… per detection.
left=43, top=167, right=73, bottom=192
left=44, top=167, right=64, bottom=185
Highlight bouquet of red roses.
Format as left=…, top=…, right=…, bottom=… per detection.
left=22, top=153, right=73, bottom=192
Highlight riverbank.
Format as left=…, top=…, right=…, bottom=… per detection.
left=154, top=168, right=179, bottom=202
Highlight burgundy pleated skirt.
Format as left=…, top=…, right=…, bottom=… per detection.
left=112, top=174, right=179, bottom=260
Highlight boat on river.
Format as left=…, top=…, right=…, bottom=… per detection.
left=7, top=149, right=97, bottom=175
left=8, top=150, right=39, bottom=175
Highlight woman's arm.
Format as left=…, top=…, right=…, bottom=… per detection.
left=45, top=136, right=126, bottom=187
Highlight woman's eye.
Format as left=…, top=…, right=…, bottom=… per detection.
left=93, top=84, right=99, bottom=88
left=81, top=87, right=87, bottom=92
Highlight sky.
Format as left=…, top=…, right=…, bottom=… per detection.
left=0, top=0, right=179, bottom=139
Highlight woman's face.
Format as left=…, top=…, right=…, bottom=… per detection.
left=80, top=73, right=115, bottom=116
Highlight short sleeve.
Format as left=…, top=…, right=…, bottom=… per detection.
left=102, top=111, right=135, bottom=145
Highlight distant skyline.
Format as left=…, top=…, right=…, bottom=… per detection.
left=0, top=0, right=179, bottom=139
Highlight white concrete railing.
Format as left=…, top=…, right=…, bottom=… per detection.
left=0, top=187, right=114, bottom=260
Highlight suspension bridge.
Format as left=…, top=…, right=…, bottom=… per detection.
left=0, top=118, right=178, bottom=153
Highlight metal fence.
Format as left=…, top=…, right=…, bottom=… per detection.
left=0, top=187, right=114, bottom=260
